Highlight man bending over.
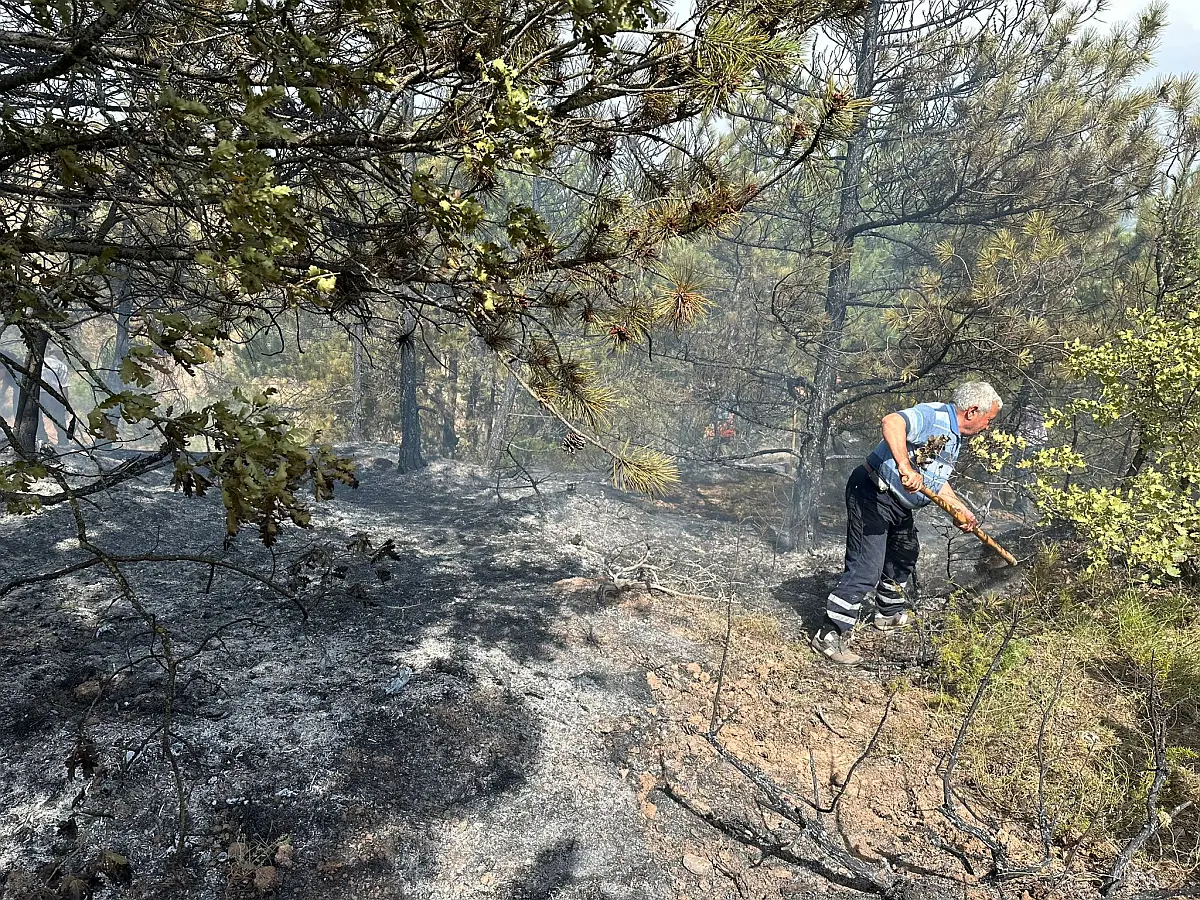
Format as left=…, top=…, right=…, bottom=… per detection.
left=811, top=382, right=1003, bottom=665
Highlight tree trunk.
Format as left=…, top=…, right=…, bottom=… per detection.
left=106, top=268, right=133, bottom=393
left=485, top=370, right=517, bottom=467
left=14, top=328, right=49, bottom=455
left=1004, top=375, right=1035, bottom=514
left=1125, top=441, right=1147, bottom=479
left=483, top=364, right=500, bottom=456
left=349, top=323, right=365, bottom=442
left=465, top=368, right=482, bottom=458
left=396, top=326, right=425, bottom=473
left=787, top=0, right=882, bottom=551
left=441, top=346, right=459, bottom=458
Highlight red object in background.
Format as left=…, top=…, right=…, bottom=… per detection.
left=705, top=414, right=736, bottom=440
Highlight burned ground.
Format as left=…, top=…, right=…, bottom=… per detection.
left=0, top=452, right=1177, bottom=900
left=0, top=452, right=702, bottom=900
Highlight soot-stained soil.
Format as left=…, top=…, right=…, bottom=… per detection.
left=0, top=449, right=1029, bottom=900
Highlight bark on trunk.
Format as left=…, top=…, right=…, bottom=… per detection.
left=106, top=269, right=133, bottom=393
left=483, top=366, right=499, bottom=457
left=349, top=323, right=365, bottom=442
left=465, top=369, right=482, bottom=458
left=1005, top=375, right=1036, bottom=514
left=485, top=371, right=517, bottom=468
left=787, top=0, right=882, bottom=551
left=14, top=329, right=49, bottom=455
left=441, top=347, right=459, bottom=459
left=1125, top=442, right=1147, bottom=479
left=396, top=327, right=425, bottom=473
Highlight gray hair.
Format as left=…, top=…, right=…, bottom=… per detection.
left=953, top=381, right=1002, bottom=412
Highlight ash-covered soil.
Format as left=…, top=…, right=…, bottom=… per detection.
left=0, top=449, right=1025, bottom=900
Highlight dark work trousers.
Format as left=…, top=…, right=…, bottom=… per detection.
left=823, top=465, right=920, bottom=634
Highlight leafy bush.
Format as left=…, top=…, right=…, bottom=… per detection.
left=1026, top=244, right=1200, bottom=580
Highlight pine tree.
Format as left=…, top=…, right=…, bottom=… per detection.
left=669, top=0, right=1170, bottom=547
left=0, top=0, right=865, bottom=537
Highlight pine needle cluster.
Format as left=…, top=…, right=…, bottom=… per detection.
left=611, top=444, right=680, bottom=496
left=524, top=342, right=616, bottom=430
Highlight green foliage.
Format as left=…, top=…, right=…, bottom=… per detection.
left=0, top=460, right=49, bottom=514
left=569, top=0, right=665, bottom=54
left=933, top=597, right=1029, bottom=701
left=652, top=269, right=714, bottom=332
left=169, top=390, right=359, bottom=545
left=0, top=0, right=874, bottom=532
left=893, top=213, right=1072, bottom=381
left=611, top=443, right=679, bottom=496
left=525, top=344, right=616, bottom=431
left=1089, top=589, right=1200, bottom=715
left=627, top=0, right=1177, bottom=552
left=968, top=428, right=1029, bottom=475
left=943, top=649, right=1144, bottom=841
left=1029, top=282, right=1200, bottom=580
left=84, top=383, right=358, bottom=544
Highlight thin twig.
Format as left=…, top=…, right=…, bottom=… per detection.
left=1035, top=654, right=1069, bottom=858
left=1103, top=673, right=1174, bottom=897
left=939, top=603, right=1020, bottom=875
left=708, top=527, right=741, bottom=737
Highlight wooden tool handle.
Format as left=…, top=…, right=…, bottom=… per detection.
left=916, top=485, right=1018, bottom=567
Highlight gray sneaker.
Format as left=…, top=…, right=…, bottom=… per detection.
left=810, top=628, right=863, bottom=666
left=873, top=609, right=913, bottom=631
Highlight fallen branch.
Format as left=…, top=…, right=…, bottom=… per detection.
left=700, top=692, right=897, bottom=817
left=494, top=445, right=547, bottom=504
left=814, top=706, right=850, bottom=739
left=657, top=781, right=893, bottom=896
left=0, top=448, right=174, bottom=508
left=1, top=551, right=303, bottom=615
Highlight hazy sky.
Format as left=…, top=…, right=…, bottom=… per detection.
left=1101, top=0, right=1199, bottom=76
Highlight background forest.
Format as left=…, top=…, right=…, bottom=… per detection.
left=2, top=0, right=1200, bottom=897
